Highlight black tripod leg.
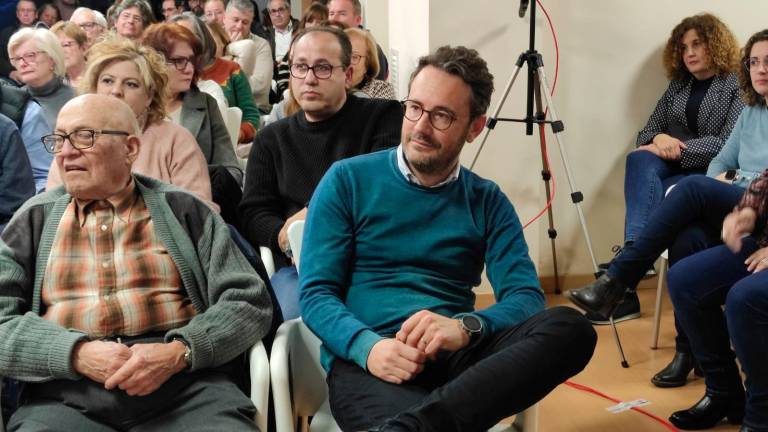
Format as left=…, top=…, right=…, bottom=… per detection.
left=533, top=77, right=560, bottom=294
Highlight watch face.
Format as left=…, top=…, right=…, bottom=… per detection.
left=462, top=315, right=482, bottom=333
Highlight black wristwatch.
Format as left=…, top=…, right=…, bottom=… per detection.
left=459, top=314, right=483, bottom=339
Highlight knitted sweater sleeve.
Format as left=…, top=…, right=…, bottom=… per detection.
left=230, top=71, right=260, bottom=142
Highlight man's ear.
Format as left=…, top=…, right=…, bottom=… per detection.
left=465, top=115, right=487, bottom=143
left=343, top=64, right=353, bottom=87
left=354, top=15, right=362, bottom=27
left=125, top=135, right=141, bottom=164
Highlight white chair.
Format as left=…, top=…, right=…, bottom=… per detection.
left=650, top=185, right=676, bottom=349
left=0, top=342, right=270, bottom=432
left=271, top=220, right=537, bottom=432
left=225, top=106, right=242, bottom=150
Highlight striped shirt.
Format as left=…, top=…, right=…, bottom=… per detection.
left=41, top=181, right=196, bottom=337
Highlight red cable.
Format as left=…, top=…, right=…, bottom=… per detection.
left=565, top=381, right=681, bottom=431
left=522, top=0, right=558, bottom=228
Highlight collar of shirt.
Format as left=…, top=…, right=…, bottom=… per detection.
left=74, top=178, right=138, bottom=227
left=396, top=144, right=460, bottom=188
left=275, top=20, right=293, bottom=35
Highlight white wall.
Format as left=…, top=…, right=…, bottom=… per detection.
left=375, top=0, right=768, bottom=291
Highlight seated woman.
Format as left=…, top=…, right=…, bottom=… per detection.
left=112, top=0, right=154, bottom=41
left=568, top=29, right=768, bottom=403
left=50, top=21, right=88, bottom=88
left=8, top=27, right=75, bottom=190
left=344, top=27, right=395, bottom=100
left=180, top=17, right=260, bottom=156
left=46, top=36, right=216, bottom=211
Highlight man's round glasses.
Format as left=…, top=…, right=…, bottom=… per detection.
left=9, top=51, right=45, bottom=67
left=351, top=53, right=366, bottom=65
left=78, top=22, right=98, bottom=30
left=400, top=100, right=456, bottom=131
left=745, top=57, right=768, bottom=71
left=269, top=7, right=287, bottom=15
left=290, top=63, right=342, bottom=80
left=166, top=56, right=195, bottom=71
left=41, top=129, right=131, bottom=154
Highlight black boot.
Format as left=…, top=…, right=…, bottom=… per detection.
left=567, top=274, right=630, bottom=318
left=669, top=393, right=745, bottom=430
left=652, top=351, right=699, bottom=388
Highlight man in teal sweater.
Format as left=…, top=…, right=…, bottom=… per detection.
left=299, top=46, right=597, bottom=432
left=0, top=95, right=271, bottom=430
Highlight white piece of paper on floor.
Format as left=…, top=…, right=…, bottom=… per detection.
left=606, top=399, right=650, bottom=413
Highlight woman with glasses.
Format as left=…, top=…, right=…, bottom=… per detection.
left=112, top=0, right=154, bottom=40
left=568, top=30, right=768, bottom=430
left=344, top=27, right=394, bottom=100
left=49, top=21, right=87, bottom=88
left=8, top=27, right=75, bottom=131
left=45, top=36, right=216, bottom=211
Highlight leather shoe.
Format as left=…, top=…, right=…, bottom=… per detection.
left=567, top=274, right=630, bottom=318
left=652, top=351, right=701, bottom=388
left=669, top=394, right=744, bottom=430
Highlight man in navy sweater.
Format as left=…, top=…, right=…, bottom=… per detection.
left=299, top=45, right=597, bottom=432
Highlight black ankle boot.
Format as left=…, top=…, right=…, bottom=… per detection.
left=567, top=274, right=630, bottom=318
left=652, top=351, right=698, bottom=388
left=669, top=394, right=745, bottom=430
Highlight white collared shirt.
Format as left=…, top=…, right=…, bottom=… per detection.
left=274, top=21, right=293, bottom=60
left=396, top=144, right=460, bottom=188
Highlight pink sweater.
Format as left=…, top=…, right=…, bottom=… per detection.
left=47, top=121, right=218, bottom=212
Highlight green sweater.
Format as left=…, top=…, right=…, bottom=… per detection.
left=299, top=149, right=545, bottom=371
left=0, top=174, right=272, bottom=382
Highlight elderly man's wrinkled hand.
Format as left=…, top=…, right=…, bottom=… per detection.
left=72, top=340, right=133, bottom=384
left=103, top=341, right=188, bottom=396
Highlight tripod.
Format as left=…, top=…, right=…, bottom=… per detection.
left=469, top=0, right=630, bottom=367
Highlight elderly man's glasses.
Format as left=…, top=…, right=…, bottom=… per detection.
left=41, top=129, right=130, bottom=154
left=290, top=63, right=341, bottom=79
left=9, top=51, right=46, bottom=67
left=745, top=57, right=768, bottom=71
left=78, top=21, right=99, bottom=30
left=269, top=6, right=287, bottom=15
left=166, top=56, right=195, bottom=71
left=401, top=100, right=457, bottom=131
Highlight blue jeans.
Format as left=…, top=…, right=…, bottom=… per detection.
left=667, top=240, right=768, bottom=429
left=271, top=266, right=300, bottom=320
left=623, top=150, right=700, bottom=243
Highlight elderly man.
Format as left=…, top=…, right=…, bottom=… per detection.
left=162, top=0, right=184, bottom=21
left=265, top=0, right=298, bottom=62
left=0, top=113, right=35, bottom=233
left=299, top=46, right=597, bottom=432
left=70, top=7, right=108, bottom=47
left=0, top=0, right=37, bottom=79
left=239, top=27, right=401, bottom=319
left=0, top=94, right=272, bottom=431
left=223, top=0, right=273, bottom=112
left=327, top=0, right=387, bottom=81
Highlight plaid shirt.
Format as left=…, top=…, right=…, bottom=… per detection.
left=41, top=181, right=195, bottom=337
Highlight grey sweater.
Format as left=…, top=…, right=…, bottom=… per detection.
left=27, top=76, right=75, bottom=130
left=0, top=174, right=272, bottom=382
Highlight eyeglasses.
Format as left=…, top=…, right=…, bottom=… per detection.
left=17, top=7, right=35, bottom=13
left=60, top=41, right=77, bottom=49
left=269, top=6, right=287, bottom=15
left=745, top=57, right=768, bottom=71
left=351, top=53, right=366, bottom=65
left=41, top=129, right=131, bottom=153
left=118, top=12, right=143, bottom=24
left=401, top=100, right=457, bottom=131
left=290, top=63, right=342, bottom=79
left=9, top=51, right=46, bottom=67
left=166, top=56, right=195, bottom=71
left=78, top=21, right=99, bottom=30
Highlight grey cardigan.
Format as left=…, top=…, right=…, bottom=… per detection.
left=0, top=174, right=272, bottom=382
left=181, top=87, right=243, bottom=185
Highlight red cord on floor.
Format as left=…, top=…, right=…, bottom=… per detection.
left=564, top=381, right=680, bottom=431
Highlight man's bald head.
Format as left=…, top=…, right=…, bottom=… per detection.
left=55, top=94, right=141, bottom=200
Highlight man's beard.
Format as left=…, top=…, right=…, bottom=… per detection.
left=405, top=131, right=465, bottom=175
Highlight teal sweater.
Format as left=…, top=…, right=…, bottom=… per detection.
left=0, top=174, right=272, bottom=382
left=299, top=149, right=545, bottom=372
left=707, top=105, right=768, bottom=187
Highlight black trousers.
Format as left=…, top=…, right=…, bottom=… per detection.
left=327, top=307, right=596, bottom=432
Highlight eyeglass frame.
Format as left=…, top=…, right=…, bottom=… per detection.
left=350, top=53, right=366, bottom=65
left=78, top=21, right=100, bottom=30
left=165, top=56, right=195, bottom=71
left=400, top=100, right=458, bottom=131
left=269, top=6, right=287, bottom=15
left=745, top=56, right=768, bottom=72
left=9, top=51, right=47, bottom=67
left=41, top=129, right=131, bottom=154
left=289, top=63, right=344, bottom=80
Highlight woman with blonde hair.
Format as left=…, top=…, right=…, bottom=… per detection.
left=46, top=36, right=216, bottom=210
left=344, top=27, right=395, bottom=99
left=49, top=21, right=88, bottom=87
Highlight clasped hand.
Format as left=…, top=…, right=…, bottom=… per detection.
left=73, top=340, right=187, bottom=396
left=637, top=134, right=687, bottom=161
left=366, top=310, right=470, bottom=384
